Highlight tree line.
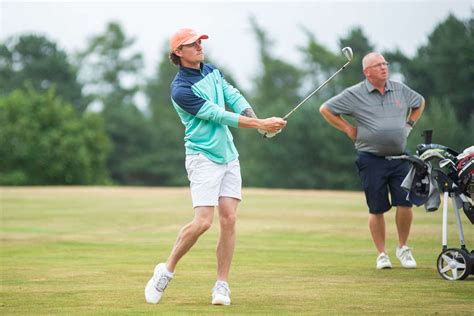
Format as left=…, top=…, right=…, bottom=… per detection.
left=0, top=14, right=472, bottom=188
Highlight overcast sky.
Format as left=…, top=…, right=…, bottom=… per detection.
left=1, top=0, right=472, bottom=90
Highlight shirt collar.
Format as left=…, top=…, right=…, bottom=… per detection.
left=364, top=79, right=393, bottom=93
left=179, top=63, right=204, bottom=76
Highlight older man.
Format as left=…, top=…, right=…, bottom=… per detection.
left=319, top=52, right=425, bottom=270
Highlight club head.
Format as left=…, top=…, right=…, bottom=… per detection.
left=342, top=47, right=353, bottom=61
left=420, top=149, right=445, bottom=161
left=439, top=158, right=455, bottom=169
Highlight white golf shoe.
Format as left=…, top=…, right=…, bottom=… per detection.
left=145, top=263, right=173, bottom=304
left=211, top=281, right=231, bottom=305
left=396, top=245, right=417, bottom=268
left=376, top=252, right=392, bottom=269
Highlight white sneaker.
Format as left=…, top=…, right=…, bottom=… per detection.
left=211, top=281, right=231, bottom=305
left=396, top=245, right=417, bottom=268
left=376, top=252, right=393, bottom=269
left=145, top=263, right=173, bottom=304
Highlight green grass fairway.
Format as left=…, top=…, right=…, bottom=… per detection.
left=1, top=187, right=473, bottom=315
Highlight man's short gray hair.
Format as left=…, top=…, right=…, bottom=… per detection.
left=362, top=52, right=383, bottom=70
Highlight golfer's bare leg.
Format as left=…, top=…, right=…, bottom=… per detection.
left=216, top=197, right=238, bottom=281
left=166, top=206, right=214, bottom=272
left=395, top=206, right=413, bottom=247
left=369, top=213, right=386, bottom=253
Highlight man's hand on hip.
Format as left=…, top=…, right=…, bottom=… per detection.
left=344, top=125, right=357, bottom=142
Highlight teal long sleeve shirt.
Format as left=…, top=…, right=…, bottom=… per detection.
left=171, top=63, right=252, bottom=164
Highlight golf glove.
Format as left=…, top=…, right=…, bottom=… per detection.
left=405, top=125, right=413, bottom=138
left=260, top=129, right=282, bottom=138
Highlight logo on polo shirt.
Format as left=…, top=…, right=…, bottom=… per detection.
left=395, top=98, right=401, bottom=106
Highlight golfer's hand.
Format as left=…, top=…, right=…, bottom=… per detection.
left=259, top=117, right=287, bottom=134
left=345, top=126, right=357, bottom=143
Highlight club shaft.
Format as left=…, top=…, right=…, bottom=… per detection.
left=283, top=60, right=351, bottom=120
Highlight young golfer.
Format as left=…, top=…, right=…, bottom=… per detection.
left=145, top=28, right=286, bottom=305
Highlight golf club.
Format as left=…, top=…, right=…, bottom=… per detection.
left=264, top=46, right=353, bottom=138
left=439, top=158, right=456, bottom=170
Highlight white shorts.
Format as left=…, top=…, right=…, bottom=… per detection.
left=185, top=154, right=242, bottom=208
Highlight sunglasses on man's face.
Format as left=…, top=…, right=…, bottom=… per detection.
left=181, top=39, right=202, bottom=49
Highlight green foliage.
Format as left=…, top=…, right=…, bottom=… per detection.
left=0, top=86, right=110, bottom=185
left=300, top=32, right=344, bottom=99
left=407, top=99, right=472, bottom=153
left=1, top=15, right=472, bottom=188
left=101, top=104, right=157, bottom=185
left=0, top=34, right=87, bottom=112
left=236, top=20, right=373, bottom=189
left=393, top=13, right=474, bottom=122
left=250, top=17, right=304, bottom=109
left=77, top=22, right=143, bottom=110
left=238, top=18, right=308, bottom=188
left=300, top=26, right=373, bottom=100
left=338, top=27, right=374, bottom=88
left=145, top=46, right=187, bottom=185
left=78, top=22, right=151, bottom=184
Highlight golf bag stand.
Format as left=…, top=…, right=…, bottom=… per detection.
left=419, top=130, right=474, bottom=280
left=436, top=181, right=474, bottom=280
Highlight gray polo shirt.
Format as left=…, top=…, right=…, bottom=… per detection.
left=325, top=79, right=423, bottom=156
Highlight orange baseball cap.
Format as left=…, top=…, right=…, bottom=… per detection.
left=170, top=28, right=209, bottom=52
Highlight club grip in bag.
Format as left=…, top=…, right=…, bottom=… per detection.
left=422, top=130, right=433, bottom=144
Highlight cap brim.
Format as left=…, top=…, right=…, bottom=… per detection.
left=181, top=34, right=209, bottom=45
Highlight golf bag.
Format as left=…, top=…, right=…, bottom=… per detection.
left=387, top=132, right=474, bottom=280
